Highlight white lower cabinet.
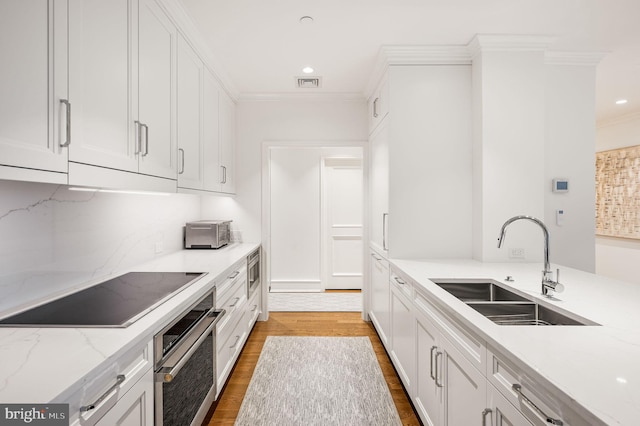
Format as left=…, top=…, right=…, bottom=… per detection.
left=486, top=383, right=533, bottom=426
left=70, top=340, right=153, bottom=426
left=369, top=248, right=391, bottom=348
left=390, top=271, right=415, bottom=394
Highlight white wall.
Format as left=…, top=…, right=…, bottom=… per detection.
left=595, top=112, right=640, bottom=283
left=0, top=179, right=202, bottom=316
left=544, top=63, right=597, bottom=272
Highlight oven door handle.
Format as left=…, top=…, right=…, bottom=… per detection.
left=157, top=308, right=225, bottom=383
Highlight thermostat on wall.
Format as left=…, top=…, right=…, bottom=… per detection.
left=552, top=178, right=569, bottom=193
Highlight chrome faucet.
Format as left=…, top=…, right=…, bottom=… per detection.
left=497, top=215, right=564, bottom=297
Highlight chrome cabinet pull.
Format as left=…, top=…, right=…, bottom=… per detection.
left=228, top=271, right=240, bottom=279
left=134, top=121, right=142, bottom=154
left=430, top=346, right=437, bottom=381
left=229, top=297, right=240, bottom=308
left=512, top=384, right=563, bottom=425
left=393, top=276, right=405, bottom=285
left=251, top=304, right=258, bottom=312
left=371, top=253, right=382, bottom=261
left=60, top=99, right=71, bottom=147
left=435, top=351, right=444, bottom=388
left=229, top=335, right=241, bottom=349
left=80, top=374, right=125, bottom=412
left=178, top=148, right=185, bottom=174
left=373, top=97, right=379, bottom=118
left=382, top=213, right=389, bottom=250
left=141, top=123, right=149, bottom=156
left=482, top=408, right=492, bottom=426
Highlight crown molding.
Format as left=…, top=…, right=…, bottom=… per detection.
left=545, top=51, right=608, bottom=66
left=237, top=92, right=366, bottom=102
left=467, top=34, right=557, bottom=58
left=366, top=45, right=472, bottom=98
left=597, top=110, right=640, bottom=128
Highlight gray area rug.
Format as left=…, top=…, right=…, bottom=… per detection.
left=235, top=336, right=402, bottom=426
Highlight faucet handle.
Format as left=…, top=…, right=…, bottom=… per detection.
left=554, top=268, right=565, bottom=293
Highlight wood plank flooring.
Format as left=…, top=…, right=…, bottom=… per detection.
left=204, top=312, right=421, bottom=425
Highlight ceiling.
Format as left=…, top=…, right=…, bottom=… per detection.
left=179, top=0, right=640, bottom=122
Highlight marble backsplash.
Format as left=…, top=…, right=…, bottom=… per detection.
left=0, top=179, right=202, bottom=316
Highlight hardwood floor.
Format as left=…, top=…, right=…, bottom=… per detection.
left=204, top=312, right=421, bottom=425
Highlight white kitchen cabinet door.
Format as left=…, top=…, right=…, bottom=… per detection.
left=414, top=310, right=442, bottom=426
left=218, top=90, right=236, bottom=194
left=203, top=69, right=221, bottom=192
left=369, top=249, right=390, bottom=348
left=368, top=74, right=389, bottom=135
left=137, top=0, right=177, bottom=180
left=68, top=0, right=137, bottom=173
left=390, top=281, right=415, bottom=394
left=0, top=0, right=68, bottom=175
left=369, top=120, right=389, bottom=252
left=176, top=34, right=204, bottom=190
left=95, top=368, right=153, bottom=426
left=441, top=335, right=487, bottom=426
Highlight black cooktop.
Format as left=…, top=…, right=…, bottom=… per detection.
left=0, top=272, right=205, bottom=328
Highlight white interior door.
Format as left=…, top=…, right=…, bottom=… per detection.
left=322, top=157, right=363, bottom=290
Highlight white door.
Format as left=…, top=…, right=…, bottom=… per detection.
left=0, top=0, right=68, bottom=174
left=219, top=90, right=236, bottom=194
left=68, top=0, right=136, bottom=172
left=322, top=157, right=363, bottom=289
left=137, top=0, right=176, bottom=179
left=202, top=69, right=221, bottom=192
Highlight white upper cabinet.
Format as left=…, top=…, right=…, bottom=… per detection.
left=218, top=90, right=236, bottom=194
left=368, top=73, right=389, bottom=135
left=67, top=0, right=177, bottom=182
left=136, top=0, right=177, bottom=179
left=177, top=34, right=204, bottom=190
left=202, top=69, right=221, bottom=192
left=0, top=0, right=69, bottom=178
left=68, top=0, right=136, bottom=172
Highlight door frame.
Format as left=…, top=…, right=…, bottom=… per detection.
left=261, top=140, right=368, bottom=320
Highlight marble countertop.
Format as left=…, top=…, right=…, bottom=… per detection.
left=390, top=258, right=640, bottom=426
left=0, top=242, right=259, bottom=405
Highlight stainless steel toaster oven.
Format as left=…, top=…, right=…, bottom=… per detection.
left=185, top=220, right=232, bottom=249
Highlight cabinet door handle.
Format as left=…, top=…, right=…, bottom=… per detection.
left=134, top=121, right=142, bottom=154
left=371, top=253, right=382, bottom=261
left=373, top=97, right=379, bottom=118
left=178, top=148, right=185, bottom=174
left=80, top=374, right=125, bottom=412
left=435, top=351, right=444, bottom=388
left=512, top=384, right=563, bottom=425
left=229, top=335, right=241, bottom=349
left=482, top=408, right=492, bottom=426
left=141, top=123, right=149, bottom=156
left=60, top=99, right=71, bottom=147
left=229, top=297, right=240, bottom=308
left=251, top=304, right=258, bottom=312
left=429, top=345, right=438, bottom=381
left=382, top=213, right=389, bottom=251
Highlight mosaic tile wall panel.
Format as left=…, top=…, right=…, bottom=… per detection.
left=596, top=145, right=640, bottom=239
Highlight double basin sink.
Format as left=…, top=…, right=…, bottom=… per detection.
left=431, top=279, right=598, bottom=326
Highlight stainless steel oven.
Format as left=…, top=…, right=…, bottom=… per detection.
left=247, top=249, right=260, bottom=299
left=154, top=288, right=225, bottom=426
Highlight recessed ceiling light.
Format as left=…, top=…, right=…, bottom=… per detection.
left=616, top=99, right=628, bottom=105
left=302, top=66, right=314, bottom=74
left=299, top=16, right=314, bottom=24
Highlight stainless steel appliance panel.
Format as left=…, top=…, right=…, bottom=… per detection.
left=247, top=249, right=260, bottom=299
left=184, top=220, right=231, bottom=249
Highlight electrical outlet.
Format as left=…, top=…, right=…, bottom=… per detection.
left=509, top=247, right=525, bottom=259
left=155, top=241, right=163, bottom=254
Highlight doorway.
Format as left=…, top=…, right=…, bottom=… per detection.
left=263, top=144, right=364, bottom=310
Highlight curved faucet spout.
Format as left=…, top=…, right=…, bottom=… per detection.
left=497, top=215, right=550, bottom=275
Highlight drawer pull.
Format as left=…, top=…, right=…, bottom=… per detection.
left=251, top=304, right=258, bottom=312
left=512, top=384, right=563, bottom=425
left=229, top=335, right=241, bottom=349
left=228, top=271, right=240, bottom=279
left=393, top=276, right=405, bottom=285
left=80, top=374, right=125, bottom=412
left=229, top=297, right=240, bottom=308
left=482, top=408, right=492, bottom=426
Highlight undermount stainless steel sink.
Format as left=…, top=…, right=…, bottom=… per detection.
left=431, top=279, right=598, bottom=326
